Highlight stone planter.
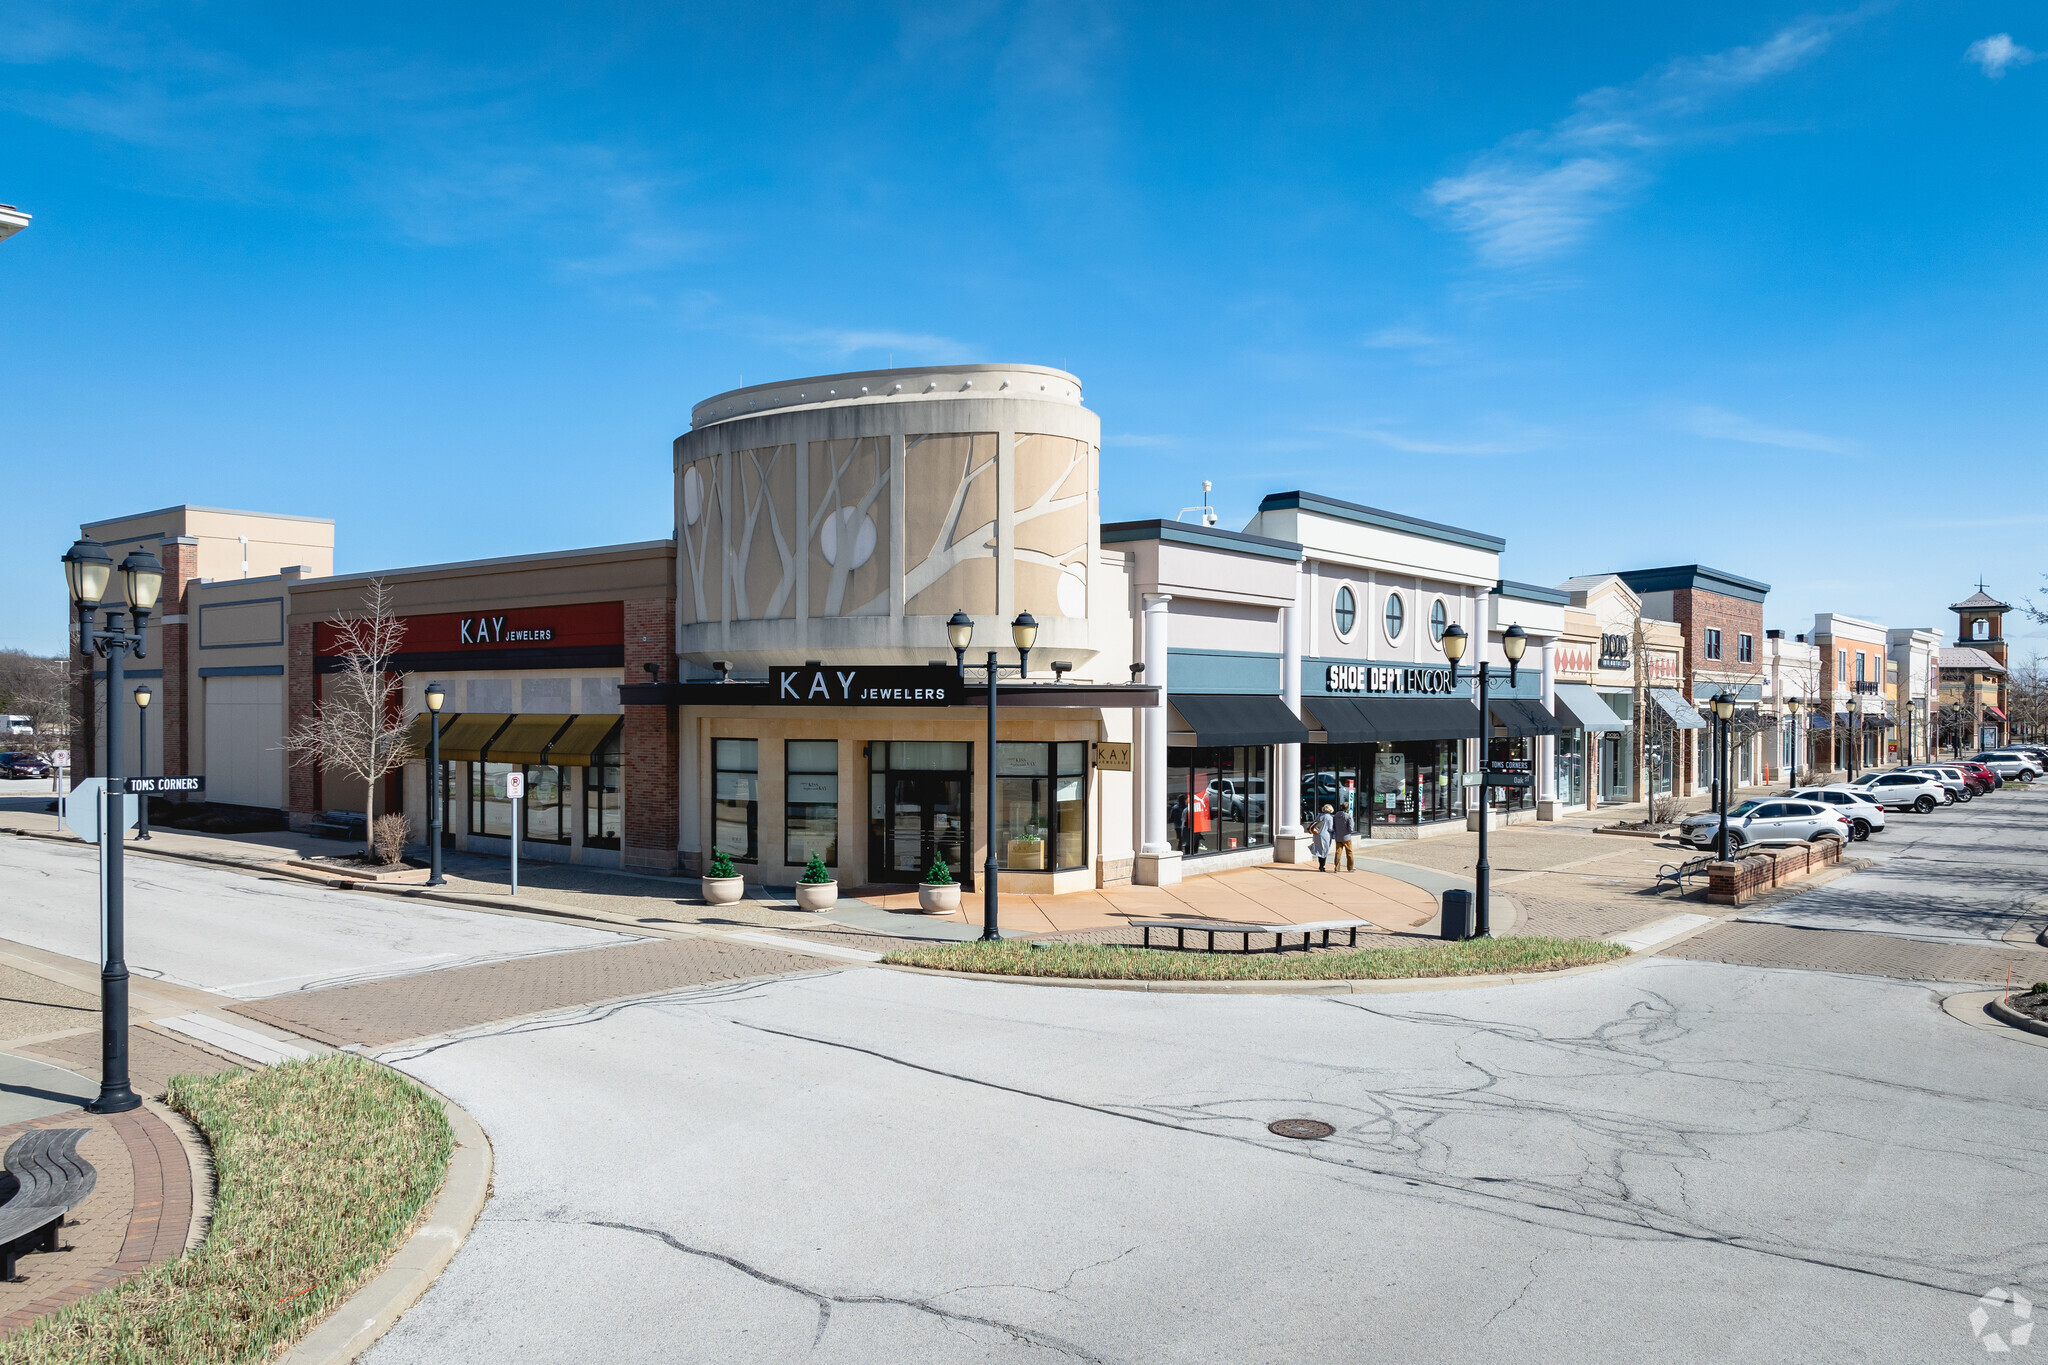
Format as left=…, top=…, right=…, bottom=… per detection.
left=917, top=881, right=960, bottom=914
left=701, top=874, right=744, bottom=905
left=794, top=880, right=838, bottom=912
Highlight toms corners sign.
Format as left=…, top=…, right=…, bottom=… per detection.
left=770, top=665, right=960, bottom=706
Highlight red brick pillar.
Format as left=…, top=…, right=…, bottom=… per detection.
left=286, top=620, right=318, bottom=825
left=158, top=538, right=200, bottom=777
left=622, top=598, right=679, bottom=874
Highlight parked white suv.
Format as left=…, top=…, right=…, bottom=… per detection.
left=1790, top=787, right=1887, bottom=840
left=1680, top=799, right=1850, bottom=851
left=1901, top=766, right=1972, bottom=802
left=1848, top=770, right=1947, bottom=812
left=1971, top=750, right=2043, bottom=780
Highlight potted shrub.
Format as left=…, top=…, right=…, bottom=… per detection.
left=701, top=847, right=744, bottom=905
left=917, top=854, right=960, bottom=914
left=793, top=852, right=837, bottom=911
left=1006, top=827, right=1046, bottom=870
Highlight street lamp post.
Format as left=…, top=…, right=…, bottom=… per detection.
left=1711, top=692, right=1736, bottom=860
left=424, top=683, right=446, bottom=886
left=62, top=535, right=164, bottom=1116
left=1441, top=621, right=1527, bottom=938
left=1784, top=696, right=1799, bottom=793
left=133, top=685, right=152, bottom=840
left=948, top=609, right=1037, bottom=942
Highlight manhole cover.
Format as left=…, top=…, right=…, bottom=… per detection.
left=1267, top=1118, right=1335, bottom=1140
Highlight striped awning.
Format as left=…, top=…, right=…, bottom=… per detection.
left=405, top=712, right=450, bottom=755
left=545, top=715, right=623, bottom=767
left=434, top=713, right=512, bottom=762
left=482, top=714, right=574, bottom=764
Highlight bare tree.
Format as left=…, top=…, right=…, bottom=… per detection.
left=2009, top=653, right=2048, bottom=744
left=284, top=581, right=415, bottom=857
left=0, top=649, right=75, bottom=749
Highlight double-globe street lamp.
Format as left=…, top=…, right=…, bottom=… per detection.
left=133, top=684, right=152, bottom=840
left=424, top=682, right=447, bottom=886
left=1710, top=691, right=1737, bottom=860
left=1783, top=695, right=1800, bottom=793
left=61, top=534, right=165, bottom=1116
left=947, top=609, right=1038, bottom=943
left=1440, top=620, right=1528, bottom=939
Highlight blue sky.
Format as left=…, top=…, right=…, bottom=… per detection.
left=4, top=2, right=2045, bottom=654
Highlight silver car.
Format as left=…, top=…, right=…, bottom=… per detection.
left=1848, top=770, right=1947, bottom=812
left=1972, top=750, right=2043, bottom=780
left=1790, top=786, right=1887, bottom=840
left=1681, top=798, right=1851, bottom=851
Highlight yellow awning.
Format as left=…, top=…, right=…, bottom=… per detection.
left=482, top=714, right=573, bottom=764
left=405, top=712, right=450, bottom=756
left=436, top=713, right=512, bottom=763
left=544, top=715, right=622, bottom=767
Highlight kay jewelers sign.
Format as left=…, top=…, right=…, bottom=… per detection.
left=770, top=665, right=961, bottom=706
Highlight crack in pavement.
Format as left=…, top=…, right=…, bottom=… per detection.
left=570, top=1218, right=1119, bottom=1362
left=729, top=1015, right=2039, bottom=1301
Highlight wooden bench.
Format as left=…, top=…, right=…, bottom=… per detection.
left=1133, top=918, right=1372, bottom=954
left=1654, top=855, right=1715, bottom=892
left=0, top=1129, right=98, bottom=1281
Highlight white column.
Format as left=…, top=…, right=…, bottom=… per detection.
left=1274, top=566, right=1309, bottom=860
left=1135, top=593, right=1181, bottom=885
left=1536, top=641, right=1559, bottom=819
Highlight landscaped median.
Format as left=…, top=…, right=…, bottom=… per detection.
left=883, top=935, right=1628, bottom=983
left=1, top=1055, right=451, bottom=1365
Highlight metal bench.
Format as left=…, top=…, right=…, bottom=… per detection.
left=0, top=1129, right=98, bottom=1281
left=1654, top=855, right=1715, bottom=892
left=309, top=809, right=367, bottom=841
left=1133, top=918, right=1372, bottom=954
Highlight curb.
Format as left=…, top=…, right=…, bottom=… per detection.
left=276, top=1077, right=492, bottom=1365
left=1986, top=996, right=2048, bottom=1041
left=878, top=952, right=1631, bottom=996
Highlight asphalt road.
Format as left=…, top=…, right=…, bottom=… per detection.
left=370, top=956, right=2048, bottom=1363
left=1746, top=788, right=2048, bottom=944
left=0, top=836, right=631, bottom=997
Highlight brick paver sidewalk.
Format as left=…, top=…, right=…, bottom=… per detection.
left=229, top=934, right=832, bottom=1049
left=1662, top=920, right=2048, bottom=984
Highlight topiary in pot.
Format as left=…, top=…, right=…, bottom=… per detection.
left=702, top=846, right=744, bottom=904
left=794, top=851, right=837, bottom=911
left=917, top=853, right=961, bottom=914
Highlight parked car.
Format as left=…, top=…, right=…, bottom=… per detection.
left=4, top=755, right=51, bottom=779
left=1971, top=750, right=2044, bottom=781
left=1790, top=786, right=1887, bottom=840
left=1953, top=760, right=2001, bottom=792
left=1902, top=765, right=1973, bottom=801
left=1680, top=798, right=1850, bottom=851
left=1847, top=770, right=1949, bottom=813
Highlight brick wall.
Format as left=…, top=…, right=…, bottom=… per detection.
left=1707, top=836, right=1843, bottom=905
left=1671, top=589, right=1765, bottom=790
left=286, top=621, right=317, bottom=822
left=622, top=598, right=679, bottom=874
left=159, top=540, right=200, bottom=777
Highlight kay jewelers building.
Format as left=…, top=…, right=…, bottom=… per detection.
left=69, top=364, right=1678, bottom=893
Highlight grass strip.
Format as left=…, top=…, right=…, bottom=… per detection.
left=0, top=1054, right=452, bottom=1365
left=884, top=934, right=1628, bottom=982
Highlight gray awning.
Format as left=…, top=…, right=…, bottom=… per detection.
left=1168, top=694, right=1310, bottom=746
left=1649, top=688, right=1708, bottom=731
left=1302, top=696, right=1482, bottom=743
left=1552, top=682, right=1627, bottom=733
left=1489, top=698, right=1560, bottom=737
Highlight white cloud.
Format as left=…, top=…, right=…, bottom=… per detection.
left=1361, top=326, right=1447, bottom=350
left=1967, top=34, right=2039, bottom=78
left=760, top=327, right=971, bottom=362
left=1427, top=17, right=1844, bottom=266
left=1682, top=405, right=1850, bottom=453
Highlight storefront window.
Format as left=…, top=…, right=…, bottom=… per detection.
left=584, top=739, right=621, bottom=849
left=785, top=740, right=838, bottom=866
left=1167, top=746, right=1270, bottom=856
left=868, top=741, right=970, bottom=884
left=523, top=765, right=571, bottom=844
left=470, top=762, right=516, bottom=838
left=1556, top=729, right=1586, bottom=806
left=1488, top=736, right=1533, bottom=811
left=992, top=742, right=1088, bottom=871
left=714, top=738, right=758, bottom=863
left=1304, top=742, right=1463, bottom=829
left=1056, top=741, right=1087, bottom=870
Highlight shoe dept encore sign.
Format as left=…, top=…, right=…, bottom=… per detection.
left=771, top=665, right=960, bottom=706
left=1326, top=663, right=1457, bottom=695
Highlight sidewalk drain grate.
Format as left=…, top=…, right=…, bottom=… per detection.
left=1268, top=1118, right=1335, bottom=1140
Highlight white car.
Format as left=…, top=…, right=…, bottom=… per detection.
left=1901, top=766, right=1972, bottom=802
left=1848, top=770, right=1947, bottom=813
left=1680, top=798, right=1850, bottom=851
left=1972, top=750, right=2043, bottom=780
left=1790, top=787, right=1887, bottom=840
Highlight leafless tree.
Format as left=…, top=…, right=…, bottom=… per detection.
left=283, top=581, right=415, bottom=857
left=2006, top=653, right=2047, bottom=744
left=0, top=649, right=75, bottom=749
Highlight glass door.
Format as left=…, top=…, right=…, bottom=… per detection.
left=869, top=761, right=971, bottom=886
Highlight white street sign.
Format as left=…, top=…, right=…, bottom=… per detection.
left=50, top=750, right=71, bottom=768
left=60, top=780, right=136, bottom=842
left=506, top=771, right=525, bottom=799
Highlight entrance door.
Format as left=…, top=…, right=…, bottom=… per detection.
left=874, top=772, right=970, bottom=886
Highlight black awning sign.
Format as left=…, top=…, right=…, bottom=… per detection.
left=770, top=666, right=959, bottom=706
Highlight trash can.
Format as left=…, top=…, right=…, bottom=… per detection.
left=1440, top=889, right=1473, bottom=942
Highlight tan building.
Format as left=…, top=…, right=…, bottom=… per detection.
left=1553, top=575, right=1688, bottom=806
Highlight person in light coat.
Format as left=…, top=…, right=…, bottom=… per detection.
left=1313, top=804, right=1335, bottom=872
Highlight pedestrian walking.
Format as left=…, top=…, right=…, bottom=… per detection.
left=1313, top=804, right=1334, bottom=872
left=1330, top=804, right=1355, bottom=872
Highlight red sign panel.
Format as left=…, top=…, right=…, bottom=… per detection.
left=316, top=601, right=624, bottom=656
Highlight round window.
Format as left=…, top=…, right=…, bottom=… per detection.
left=1333, top=586, right=1357, bottom=636
left=1430, top=599, right=1448, bottom=645
left=1384, top=593, right=1405, bottom=642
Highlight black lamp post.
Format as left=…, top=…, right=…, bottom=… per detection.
left=1711, top=691, right=1737, bottom=859
left=1784, top=695, right=1799, bottom=792
left=949, top=609, right=1037, bottom=942
left=63, top=534, right=163, bottom=1116
left=1441, top=621, right=1527, bottom=938
left=133, top=684, right=152, bottom=840
left=424, top=682, right=446, bottom=886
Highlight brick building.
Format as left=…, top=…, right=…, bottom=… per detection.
left=1614, top=565, right=1770, bottom=795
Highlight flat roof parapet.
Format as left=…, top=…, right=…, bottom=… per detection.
left=690, top=364, right=1083, bottom=430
